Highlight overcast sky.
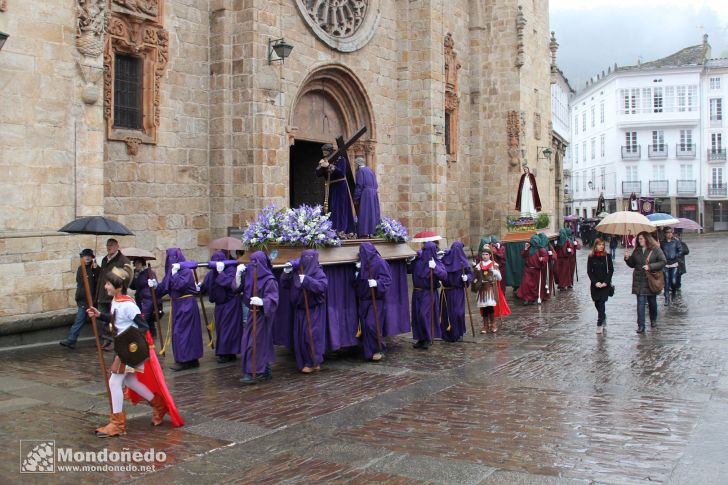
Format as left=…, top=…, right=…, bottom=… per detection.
left=550, top=0, right=728, bottom=92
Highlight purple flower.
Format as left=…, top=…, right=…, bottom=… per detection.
left=375, top=217, right=409, bottom=242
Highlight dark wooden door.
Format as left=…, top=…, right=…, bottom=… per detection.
left=290, top=140, right=326, bottom=208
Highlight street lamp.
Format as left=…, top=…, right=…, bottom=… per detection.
left=0, top=32, right=9, bottom=52
left=268, top=38, right=294, bottom=64
left=537, top=146, right=553, bottom=161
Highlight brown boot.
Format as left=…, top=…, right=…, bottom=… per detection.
left=95, top=412, right=126, bottom=438
left=149, top=395, right=168, bottom=426
left=491, top=314, right=498, bottom=333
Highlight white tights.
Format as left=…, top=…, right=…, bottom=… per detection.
left=109, top=373, right=154, bottom=413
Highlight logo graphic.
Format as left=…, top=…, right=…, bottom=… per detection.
left=20, top=440, right=55, bottom=473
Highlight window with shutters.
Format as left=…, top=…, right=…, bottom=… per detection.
left=113, top=54, right=143, bottom=130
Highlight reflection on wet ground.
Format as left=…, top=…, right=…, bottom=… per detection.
left=1, top=234, right=726, bottom=484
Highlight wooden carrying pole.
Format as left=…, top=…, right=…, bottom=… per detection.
left=299, top=261, right=317, bottom=366
left=251, top=262, right=258, bottom=379
left=429, top=266, right=435, bottom=341
left=462, top=264, right=476, bottom=338
left=80, top=257, right=112, bottom=412
left=147, top=264, right=164, bottom=351
left=191, top=268, right=215, bottom=349
left=367, top=266, right=383, bottom=353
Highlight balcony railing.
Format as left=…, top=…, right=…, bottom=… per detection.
left=649, top=180, right=669, bottom=196
left=676, top=179, right=697, bottom=195
left=621, top=146, right=641, bottom=160
left=622, top=181, right=641, bottom=195
left=676, top=144, right=696, bottom=158
left=708, top=149, right=727, bottom=161
left=708, top=183, right=727, bottom=197
left=648, top=144, right=668, bottom=159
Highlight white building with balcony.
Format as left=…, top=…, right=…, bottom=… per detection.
left=569, top=37, right=712, bottom=227
left=552, top=68, right=574, bottom=217
left=702, top=58, right=728, bottom=230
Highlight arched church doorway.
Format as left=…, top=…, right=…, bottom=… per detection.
left=288, top=64, right=376, bottom=209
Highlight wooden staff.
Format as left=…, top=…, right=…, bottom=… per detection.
left=147, top=264, right=164, bottom=351
left=573, top=240, right=579, bottom=282
left=299, top=260, right=317, bottom=366
left=367, top=265, right=383, bottom=353
left=80, top=257, right=112, bottom=412
left=251, top=261, right=258, bottom=379
left=429, top=264, right=435, bottom=342
left=461, top=263, right=476, bottom=338
left=191, top=268, right=215, bottom=349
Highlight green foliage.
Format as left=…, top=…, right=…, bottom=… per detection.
left=535, top=212, right=550, bottom=229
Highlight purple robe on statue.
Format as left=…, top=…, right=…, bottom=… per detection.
left=354, top=243, right=392, bottom=359
left=317, top=155, right=355, bottom=233
left=157, top=248, right=204, bottom=363
left=353, top=166, right=381, bottom=237
left=440, top=241, right=473, bottom=342
left=281, top=250, right=328, bottom=370
left=201, top=251, right=243, bottom=356
left=240, top=251, right=279, bottom=375
left=409, top=242, right=447, bottom=342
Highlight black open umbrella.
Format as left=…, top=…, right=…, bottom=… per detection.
left=59, top=216, right=134, bottom=236
left=59, top=216, right=134, bottom=413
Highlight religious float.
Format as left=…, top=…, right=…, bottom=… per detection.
left=239, top=204, right=415, bottom=353
left=500, top=167, right=557, bottom=289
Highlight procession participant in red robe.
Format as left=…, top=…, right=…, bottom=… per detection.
left=554, top=228, right=580, bottom=289
left=516, top=234, right=548, bottom=305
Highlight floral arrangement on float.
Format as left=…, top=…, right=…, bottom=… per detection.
left=242, top=204, right=341, bottom=250
left=506, top=213, right=550, bottom=232
left=374, top=217, right=409, bottom=243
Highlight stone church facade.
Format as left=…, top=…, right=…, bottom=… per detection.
left=0, top=0, right=555, bottom=330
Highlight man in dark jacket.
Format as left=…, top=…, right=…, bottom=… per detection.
left=60, top=249, right=100, bottom=349
left=95, top=238, right=131, bottom=349
left=660, top=227, right=682, bottom=305
left=676, top=235, right=689, bottom=290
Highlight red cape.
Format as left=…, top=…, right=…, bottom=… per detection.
left=127, top=332, right=184, bottom=427
left=515, top=172, right=542, bottom=212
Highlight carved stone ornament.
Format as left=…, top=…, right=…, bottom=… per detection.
left=76, top=0, right=106, bottom=57
left=295, top=0, right=380, bottom=53
left=444, top=33, right=461, bottom=162
left=534, top=112, right=541, bottom=141
left=507, top=110, right=521, bottom=166
left=515, top=5, right=526, bottom=68
left=104, top=0, right=168, bottom=147
left=124, top=136, right=142, bottom=156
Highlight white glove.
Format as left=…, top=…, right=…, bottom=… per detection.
left=216, top=261, right=225, bottom=273
left=236, top=263, right=246, bottom=273
left=548, top=250, right=553, bottom=256
left=495, top=243, right=500, bottom=249
left=428, top=259, right=436, bottom=269
left=195, top=283, right=201, bottom=292
left=355, top=261, right=361, bottom=269
left=368, top=279, right=377, bottom=288
left=171, top=263, right=180, bottom=275
left=147, top=279, right=157, bottom=288
left=250, top=296, right=264, bottom=307
left=567, top=248, right=572, bottom=253
left=283, top=262, right=293, bottom=274
left=461, top=274, right=468, bottom=282
left=436, top=250, right=445, bottom=260
left=235, top=270, right=243, bottom=288
left=299, top=274, right=305, bottom=284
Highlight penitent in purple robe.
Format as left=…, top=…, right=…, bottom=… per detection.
left=440, top=241, right=473, bottom=342
left=409, top=242, right=448, bottom=342
left=157, top=248, right=204, bottom=363
left=354, top=243, right=392, bottom=359
left=202, top=251, right=243, bottom=356
left=353, top=166, right=381, bottom=237
left=281, top=250, right=328, bottom=370
left=240, top=251, right=279, bottom=375
left=316, top=155, right=355, bottom=234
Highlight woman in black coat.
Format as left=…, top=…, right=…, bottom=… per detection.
left=587, top=238, right=613, bottom=334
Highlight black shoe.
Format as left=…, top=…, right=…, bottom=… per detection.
left=422, top=341, right=431, bottom=350
left=217, top=355, right=236, bottom=363
left=636, top=327, right=645, bottom=334
left=59, top=340, right=76, bottom=350
left=170, top=360, right=200, bottom=372
left=413, top=340, right=425, bottom=349
left=650, top=322, right=657, bottom=328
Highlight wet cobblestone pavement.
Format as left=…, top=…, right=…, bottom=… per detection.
left=1, top=234, right=727, bottom=484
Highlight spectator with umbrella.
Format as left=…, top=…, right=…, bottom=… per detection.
left=95, top=238, right=131, bottom=350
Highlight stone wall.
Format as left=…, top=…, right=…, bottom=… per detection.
left=0, top=0, right=105, bottom=323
